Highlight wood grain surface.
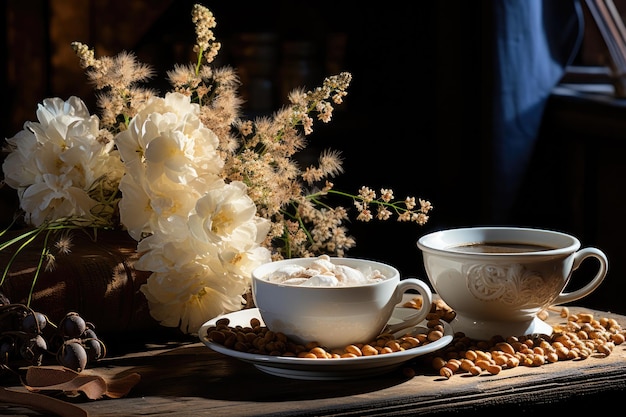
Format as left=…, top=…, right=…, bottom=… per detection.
left=1, top=306, right=625, bottom=417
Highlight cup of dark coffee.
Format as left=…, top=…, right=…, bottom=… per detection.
left=417, top=227, right=608, bottom=339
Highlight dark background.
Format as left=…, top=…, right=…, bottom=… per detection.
left=2, top=0, right=625, bottom=315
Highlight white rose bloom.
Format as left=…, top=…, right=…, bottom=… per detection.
left=116, top=92, right=223, bottom=184
left=116, top=92, right=224, bottom=240
left=135, top=179, right=271, bottom=332
left=140, top=258, right=252, bottom=334
left=19, top=173, right=97, bottom=227
left=115, top=93, right=271, bottom=332
left=119, top=174, right=202, bottom=241
left=144, top=113, right=223, bottom=184
left=2, top=96, right=122, bottom=227
left=135, top=233, right=196, bottom=273
left=116, top=174, right=152, bottom=241
left=189, top=181, right=266, bottom=245
left=217, top=245, right=272, bottom=282
left=2, top=129, right=38, bottom=188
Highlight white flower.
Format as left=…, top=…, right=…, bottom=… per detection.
left=116, top=92, right=223, bottom=182
left=116, top=92, right=224, bottom=240
left=118, top=174, right=201, bottom=241
left=137, top=234, right=270, bottom=333
left=19, top=174, right=99, bottom=226
left=140, top=262, right=248, bottom=334
left=136, top=179, right=271, bottom=333
left=135, top=234, right=197, bottom=273
left=114, top=91, right=271, bottom=332
left=189, top=181, right=269, bottom=246
left=2, top=96, right=123, bottom=227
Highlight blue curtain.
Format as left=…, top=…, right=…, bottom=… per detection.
left=490, top=0, right=584, bottom=222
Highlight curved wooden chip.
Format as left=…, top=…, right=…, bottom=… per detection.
left=0, top=387, right=88, bottom=417
left=24, top=366, right=140, bottom=400
left=103, top=373, right=142, bottom=398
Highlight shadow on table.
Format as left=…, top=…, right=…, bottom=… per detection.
left=98, top=344, right=421, bottom=401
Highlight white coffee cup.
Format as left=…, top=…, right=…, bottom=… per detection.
left=251, top=257, right=433, bottom=349
left=417, top=226, right=608, bottom=339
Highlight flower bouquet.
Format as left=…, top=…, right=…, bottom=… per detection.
left=0, top=4, right=432, bottom=335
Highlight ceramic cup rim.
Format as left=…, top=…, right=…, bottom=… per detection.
left=251, top=256, right=400, bottom=290
left=417, top=226, right=581, bottom=258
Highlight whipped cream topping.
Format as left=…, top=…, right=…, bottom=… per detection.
left=264, top=255, right=386, bottom=287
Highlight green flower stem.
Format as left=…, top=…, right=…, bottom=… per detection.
left=26, top=229, right=53, bottom=306
left=1, top=223, right=100, bottom=305
left=0, top=227, right=45, bottom=287
left=306, top=196, right=335, bottom=212
left=308, top=189, right=410, bottom=213
left=0, top=227, right=40, bottom=252
left=279, top=202, right=316, bottom=253
left=195, top=48, right=204, bottom=75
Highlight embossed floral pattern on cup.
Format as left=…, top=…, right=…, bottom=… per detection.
left=464, top=263, right=562, bottom=308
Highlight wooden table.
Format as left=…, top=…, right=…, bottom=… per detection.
left=1, top=306, right=625, bottom=417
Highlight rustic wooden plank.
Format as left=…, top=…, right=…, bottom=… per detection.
left=2, top=306, right=625, bottom=416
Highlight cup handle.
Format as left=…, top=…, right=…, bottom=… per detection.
left=554, top=247, right=608, bottom=305
left=384, top=278, right=433, bottom=335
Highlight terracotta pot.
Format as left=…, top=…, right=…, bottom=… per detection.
left=0, top=229, right=160, bottom=336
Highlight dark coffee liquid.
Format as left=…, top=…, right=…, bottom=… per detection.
left=450, top=242, right=555, bottom=253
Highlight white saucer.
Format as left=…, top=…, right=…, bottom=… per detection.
left=198, top=300, right=453, bottom=380
left=450, top=314, right=553, bottom=340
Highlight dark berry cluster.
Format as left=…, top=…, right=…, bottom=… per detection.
left=0, top=295, right=105, bottom=374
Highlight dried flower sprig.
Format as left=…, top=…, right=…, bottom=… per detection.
left=1, top=4, right=432, bottom=333
left=71, top=43, right=155, bottom=133
left=318, top=187, right=432, bottom=224
left=191, top=3, right=221, bottom=69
